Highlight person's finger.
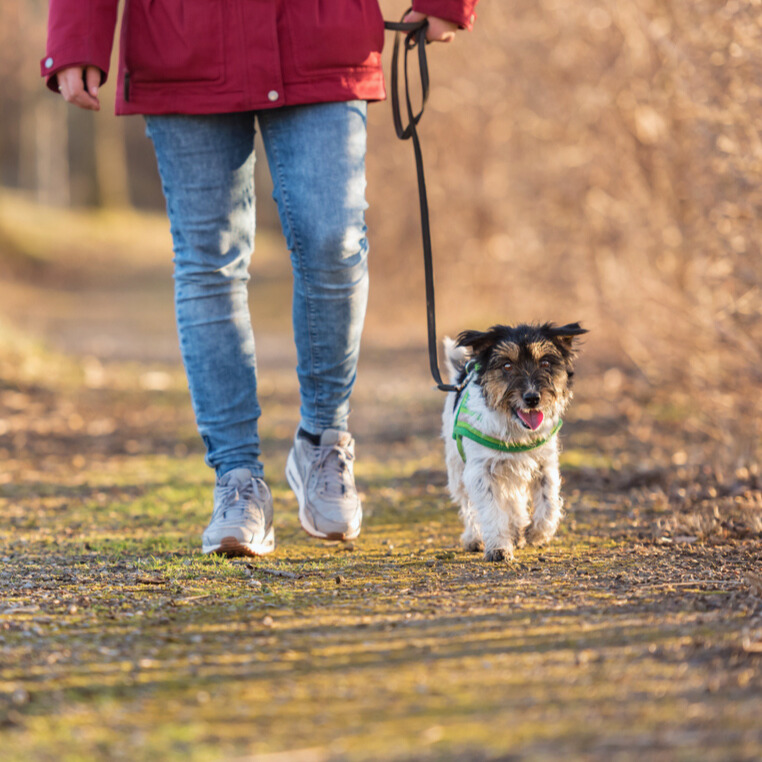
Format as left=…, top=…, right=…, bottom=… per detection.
left=70, top=88, right=100, bottom=111
left=57, top=66, right=100, bottom=111
left=57, top=67, right=83, bottom=96
left=403, top=10, right=426, bottom=24
left=85, top=66, right=101, bottom=103
left=425, top=17, right=457, bottom=43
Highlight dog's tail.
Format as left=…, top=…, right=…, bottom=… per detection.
left=443, top=336, right=471, bottom=384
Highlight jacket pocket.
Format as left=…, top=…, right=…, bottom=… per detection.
left=284, top=0, right=385, bottom=78
left=124, top=0, right=224, bottom=84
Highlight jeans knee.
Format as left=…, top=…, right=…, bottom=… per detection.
left=297, top=221, right=369, bottom=287
left=173, top=245, right=252, bottom=292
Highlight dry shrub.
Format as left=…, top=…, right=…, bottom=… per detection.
left=369, top=0, right=762, bottom=464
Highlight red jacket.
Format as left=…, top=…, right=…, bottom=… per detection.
left=41, top=0, right=478, bottom=116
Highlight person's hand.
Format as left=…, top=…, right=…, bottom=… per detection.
left=57, top=65, right=101, bottom=111
left=402, top=11, right=459, bottom=43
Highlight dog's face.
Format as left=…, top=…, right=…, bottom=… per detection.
left=456, top=323, right=587, bottom=431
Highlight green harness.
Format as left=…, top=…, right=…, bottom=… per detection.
left=452, top=370, right=563, bottom=462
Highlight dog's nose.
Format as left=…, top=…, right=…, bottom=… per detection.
left=523, top=391, right=540, bottom=408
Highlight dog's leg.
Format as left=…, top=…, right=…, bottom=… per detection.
left=526, top=450, right=563, bottom=546
left=459, top=501, right=483, bottom=552
left=463, top=464, right=519, bottom=562
left=509, top=489, right=531, bottom=550
left=444, top=438, right=484, bottom=551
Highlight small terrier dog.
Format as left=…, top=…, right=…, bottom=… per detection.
left=442, top=322, right=586, bottom=562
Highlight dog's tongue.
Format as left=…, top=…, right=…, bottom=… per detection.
left=518, top=409, right=544, bottom=431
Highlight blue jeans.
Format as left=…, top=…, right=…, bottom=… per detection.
left=145, top=102, right=369, bottom=477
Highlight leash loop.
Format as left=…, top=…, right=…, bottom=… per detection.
left=385, top=18, right=429, bottom=140
left=384, top=13, right=458, bottom=393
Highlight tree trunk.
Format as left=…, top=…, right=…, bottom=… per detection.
left=33, top=95, right=70, bottom=206
left=94, top=112, right=131, bottom=208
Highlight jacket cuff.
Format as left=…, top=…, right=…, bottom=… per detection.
left=411, top=0, right=478, bottom=30
left=41, top=0, right=118, bottom=92
left=41, top=43, right=110, bottom=93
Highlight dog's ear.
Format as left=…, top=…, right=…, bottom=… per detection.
left=543, top=322, right=587, bottom=343
left=443, top=336, right=471, bottom=382
left=455, top=328, right=500, bottom=357
left=542, top=322, right=587, bottom=363
left=546, top=322, right=587, bottom=338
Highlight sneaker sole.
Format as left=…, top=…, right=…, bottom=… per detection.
left=286, top=448, right=360, bottom=542
left=202, top=533, right=274, bottom=557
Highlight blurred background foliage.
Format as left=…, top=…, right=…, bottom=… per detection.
left=0, top=0, right=760, bottom=464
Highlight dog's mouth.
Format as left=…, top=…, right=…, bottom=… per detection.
left=516, top=408, right=544, bottom=431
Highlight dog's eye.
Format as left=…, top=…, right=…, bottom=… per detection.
left=503, top=362, right=513, bottom=371
left=540, top=359, right=551, bottom=369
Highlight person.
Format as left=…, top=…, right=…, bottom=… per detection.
left=41, top=0, right=478, bottom=557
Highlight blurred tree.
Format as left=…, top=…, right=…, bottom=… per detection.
left=93, top=31, right=131, bottom=208
left=2, top=0, right=70, bottom=205
left=1, top=0, right=133, bottom=208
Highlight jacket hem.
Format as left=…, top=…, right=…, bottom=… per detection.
left=115, top=74, right=386, bottom=116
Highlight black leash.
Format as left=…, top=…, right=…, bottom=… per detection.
left=384, top=15, right=460, bottom=393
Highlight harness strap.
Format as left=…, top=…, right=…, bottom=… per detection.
left=453, top=386, right=563, bottom=462
left=385, top=14, right=459, bottom=393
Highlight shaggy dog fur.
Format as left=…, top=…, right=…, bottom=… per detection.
left=442, top=323, right=586, bottom=562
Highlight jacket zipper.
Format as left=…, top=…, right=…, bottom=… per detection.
left=123, top=0, right=131, bottom=101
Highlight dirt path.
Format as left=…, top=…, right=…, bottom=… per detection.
left=1, top=325, right=760, bottom=761
left=0, top=198, right=760, bottom=761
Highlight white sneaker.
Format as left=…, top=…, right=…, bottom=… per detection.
left=286, top=429, right=362, bottom=541
left=202, top=468, right=275, bottom=556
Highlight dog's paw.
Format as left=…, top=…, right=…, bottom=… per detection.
left=525, top=523, right=555, bottom=547
left=462, top=538, right=484, bottom=553
left=484, top=547, right=512, bottom=563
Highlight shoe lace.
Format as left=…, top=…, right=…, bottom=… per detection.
left=312, top=444, right=354, bottom=499
left=217, top=477, right=262, bottom=520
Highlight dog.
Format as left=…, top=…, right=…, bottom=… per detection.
left=441, top=322, right=587, bottom=562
